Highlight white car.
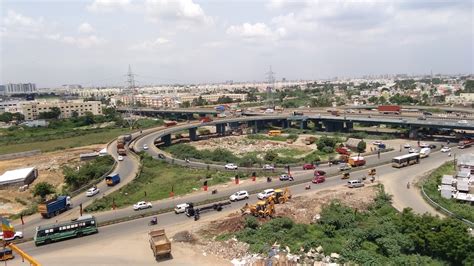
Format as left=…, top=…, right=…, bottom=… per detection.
left=143, top=144, right=149, bottom=150
left=0, top=231, right=23, bottom=241
left=458, top=120, right=468, bottom=124
left=372, top=141, right=382, bottom=145
left=86, top=187, right=100, bottom=197
left=408, top=148, right=419, bottom=153
left=257, top=189, right=275, bottom=200
left=133, top=201, right=152, bottom=210
left=225, top=163, right=238, bottom=170
left=229, top=191, right=249, bottom=201
left=174, top=203, right=190, bottom=214
left=117, top=155, right=124, bottom=161
left=441, top=147, right=451, bottom=153
left=419, top=143, right=429, bottom=148
left=403, top=143, right=411, bottom=149
left=262, top=164, right=274, bottom=170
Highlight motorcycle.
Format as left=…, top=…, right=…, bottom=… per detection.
left=305, top=184, right=311, bottom=190
left=212, top=189, right=218, bottom=195
left=267, top=177, right=272, bottom=183
left=148, top=217, right=157, bottom=226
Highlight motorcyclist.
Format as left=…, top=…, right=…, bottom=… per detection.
left=150, top=216, right=157, bottom=225
left=448, top=152, right=452, bottom=157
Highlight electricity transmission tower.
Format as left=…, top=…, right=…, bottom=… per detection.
left=266, top=66, right=275, bottom=109
left=125, top=65, right=138, bottom=129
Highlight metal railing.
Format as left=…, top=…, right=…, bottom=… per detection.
left=420, top=184, right=474, bottom=227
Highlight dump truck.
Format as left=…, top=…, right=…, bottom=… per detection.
left=149, top=229, right=171, bottom=259
left=348, top=156, right=366, bottom=167
left=117, top=148, right=126, bottom=156
left=458, top=139, right=473, bottom=149
left=303, top=136, right=317, bottom=145
left=378, top=105, right=401, bottom=115
left=105, top=174, right=120, bottom=186
left=336, top=146, right=351, bottom=155
left=38, top=195, right=71, bottom=218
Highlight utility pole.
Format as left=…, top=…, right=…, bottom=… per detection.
left=266, top=66, right=275, bottom=109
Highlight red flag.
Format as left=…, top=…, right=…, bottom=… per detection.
left=20, top=214, right=24, bottom=225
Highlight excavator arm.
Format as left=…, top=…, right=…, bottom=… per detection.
left=7, top=243, right=42, bottom=266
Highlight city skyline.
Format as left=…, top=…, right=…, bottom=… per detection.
left=1, top=0, right=473, bottom=88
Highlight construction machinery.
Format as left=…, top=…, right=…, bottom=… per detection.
left=241, top=200, right=275, bottom=218
left=268, top=188, right=292, bottom=204
left=2, top=243, right=41, bottom=265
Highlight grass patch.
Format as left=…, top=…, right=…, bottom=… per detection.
left=0, top=128, right=129, bottom=154
left=274, top=148, right=306, bottom=157
left=247, top=134, right=288, bottom=142
left=84, top=155, right=248, bottom=212
left=422, top=161, right=474, bottom=222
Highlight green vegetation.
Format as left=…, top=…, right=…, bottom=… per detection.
left=224, top=188, right=474, bottom=265
left=247, top=134, right=288, bottom=142
left=357, top=140, right=367, bottom=153
left=32, top=182, right=56, bottom=200
left=62, top=155, right=115, bottom=192
left=422, top=161, right=474, bottom=223
left=85, top=155, right=245, bottom=212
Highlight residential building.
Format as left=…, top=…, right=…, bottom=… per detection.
left=8, top=100, right=102, bottom=120
left=3, top=83, right=37, bottom=95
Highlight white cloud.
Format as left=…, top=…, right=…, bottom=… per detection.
left=61, top=35, right=105, bottom=48
left=1, top=10, right=46, bottom=38
left=130, top=37, right=171, bottom=50
left=144, top=0, right=213, bottom=26
left=78, top=22, right=95, bottom=34
left=86, top=0, right=132, bottom=12
left=226, top=22, right=286, bottom=41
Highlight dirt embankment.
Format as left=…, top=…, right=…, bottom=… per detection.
left=0, top=144, right=105, bottom=215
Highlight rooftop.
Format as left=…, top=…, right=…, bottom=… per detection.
left=0, top=167, right=36, bottom=185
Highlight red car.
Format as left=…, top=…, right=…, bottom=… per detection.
left=312, top=175, right=326, bottom=184
left=314, top=170, right=326, bottom=176
left=303, top=163, right=315, bottom=170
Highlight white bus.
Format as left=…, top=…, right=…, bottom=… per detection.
left=392, top=153, right=420, bottom=168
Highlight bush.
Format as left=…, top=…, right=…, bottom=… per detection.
left=264, top=150, right=278, bottom=162
left=63, top=155, right=114, bottom=191
left=322, top=146, right=334, bottom=154
left=33, top=182, right=56, bottom=200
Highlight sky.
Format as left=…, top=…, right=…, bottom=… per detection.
left=0, top=0, right=473, bottom=88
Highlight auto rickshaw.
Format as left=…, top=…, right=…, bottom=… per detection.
left=0, top=248, right=14, bottom=261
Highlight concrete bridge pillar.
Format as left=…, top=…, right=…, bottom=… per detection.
left=344, top=121, right=354, bottom=132
left=282, top=120, right=289, bottom=128
left=189, top=127, right=198, bottom=141
left=161, top=134, right=172, bottom=146
left=409, top=127, right=418, bottom=140
left=216, top=124, right=226, bottom=136
left=300, top=120, right=308, bottom=130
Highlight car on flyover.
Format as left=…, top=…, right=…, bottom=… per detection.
left=262, top=164, right=275, bottom=170
left=441, top=146, right=451, bottom=153
left=143, top=144, right=149, bottom=150
left=225, top=163, right=238, bottom=170
left=229, top=191, right=249, bottom=201
left=117, top=155, right=124, bottom=161
left=257, top=189, right=275, bottom=200
left=133, top=201, right=153, bottom=211
left=86, top=187, right=100, bottom=197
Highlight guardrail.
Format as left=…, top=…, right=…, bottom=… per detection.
left=420, top=184, right=474, bottom=227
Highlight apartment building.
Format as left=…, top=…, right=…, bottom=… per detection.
left=2, top=83, right=37, bottom=95
left=3, top=100, right=102, bottom=120
left=180, top=93, right=247, bottom=103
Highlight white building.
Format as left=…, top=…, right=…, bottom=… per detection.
left=3, top=83, right=37, bottom=95
left=2, top=100, right=102, bottom=120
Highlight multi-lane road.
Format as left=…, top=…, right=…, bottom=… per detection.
left=10, top=144, right=471, bottom=266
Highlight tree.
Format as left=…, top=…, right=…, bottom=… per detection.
left=0, top=112, right=13, bottom=123
left=378, top=96, right=387, bottom=104
left=368, top=96, right=378, bottom=104
left=181, top=101, right=191, bottom=108
left=33, top=182, right=56, bottom=200
left=264, top=150, right=278, bottom=162
left=357, top=140, right=367, bottom=153
left=71, top=110, right=79, bottom=118
left=50, top=107, right=61, bottom=119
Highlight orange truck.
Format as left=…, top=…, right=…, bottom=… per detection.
left=348, top=156, right=366, bottom=167
left=149, top=229, right=171, bottom=259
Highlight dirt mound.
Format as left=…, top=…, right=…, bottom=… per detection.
left=200, top=213, right=245, bottom=237
left=172, top=231, right=197, bottom=244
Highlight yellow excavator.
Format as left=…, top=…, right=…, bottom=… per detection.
left=241, top=200, right=275, bottom=218
left=1, top=242, right=41, bottom=265
left=268, top=188, right=292, bottom=204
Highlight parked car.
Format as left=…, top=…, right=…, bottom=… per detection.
left=0, top=231, right=23, bottom=241
left=225, top=163, right=238, bottom=170
left=441, top=146, right=451, bottom=153
left=262, top=164, right=274, bottom=170
left=302, top=163, right=315, bottom=170
left=339, top=164, right=351, bottom=171
left=314, top=170, right=326, bottom=176
left=403, top=143, right=411, bottom=148
left=279, top=174, right=293, bottom=181
left=408, top=148, right=419, bottom=153
left=85, top=187, right=100, bottom=197
left=143, top=144, right=149, bottom=150
left=174, top=203, right=190, bottom=214
left=229, top=191, right=249, bottom=201
left=133, top=201, right=153, bottom=210
left=257, top=189, right=275, bottom=200
left=312, top=175, right=326, bottom=184
left=117, top=155, right=124, bottom=161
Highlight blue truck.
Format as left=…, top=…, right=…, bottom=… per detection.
left=215, top=105, right=226, bottom=112
left=38, top=195, right=71, bottom=218
left=106, top=174, right=121, bottom=186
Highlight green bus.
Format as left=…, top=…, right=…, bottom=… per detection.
left=34, top=215, right=98, bottom=246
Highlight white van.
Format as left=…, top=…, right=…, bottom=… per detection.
left=420, top=147, right=431, bottom=158
left=174, top=203, right=190, bottom=214
left=347, top=179, right=364, bottom=188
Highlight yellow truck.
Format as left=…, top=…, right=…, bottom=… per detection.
left=149, top=229, right=171, bottom=259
